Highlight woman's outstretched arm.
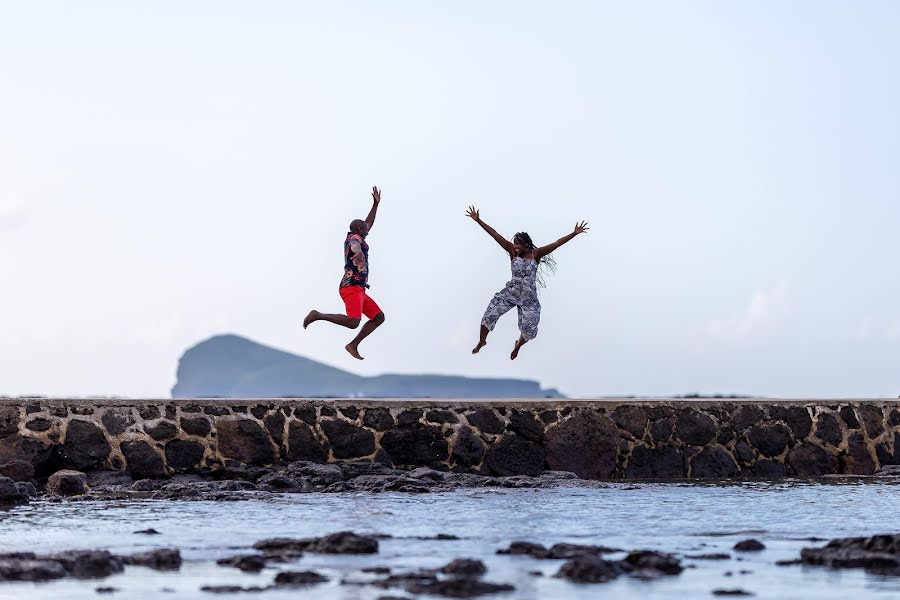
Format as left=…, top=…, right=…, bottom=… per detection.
left=534, top=221, right=589, bottom=259
left=467, top=206, right=515, bottom=256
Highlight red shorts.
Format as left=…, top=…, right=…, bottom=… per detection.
left=340, top=286, right=382, bottom=320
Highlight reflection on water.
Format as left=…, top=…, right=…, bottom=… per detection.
left=1, top=480, right=900, bottom=599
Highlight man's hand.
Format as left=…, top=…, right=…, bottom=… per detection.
left=574, top=221, right=590, bottom=235
left=372, top=186, right=381, bottom=205
left=466, top=206, right=480, bottom=222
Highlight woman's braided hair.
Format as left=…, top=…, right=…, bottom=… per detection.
left=515, top=232, right=557, bottom=288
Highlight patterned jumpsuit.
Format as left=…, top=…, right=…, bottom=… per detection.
left=481, top=257, right=541, bottom=341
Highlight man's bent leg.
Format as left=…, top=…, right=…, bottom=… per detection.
left=305, top=311, right=361, bottom=329
left=346, top=312, right=385, bottom=360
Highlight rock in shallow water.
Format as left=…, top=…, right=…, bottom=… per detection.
left=734, top=539, right=766, bottom=552
left=799, top=533, right=900, bottom=573
left=274, top=570, right=329, bottom=585
left=0, top=476, right=30, bottom=506
left=46, top=470, right=89, bottom=496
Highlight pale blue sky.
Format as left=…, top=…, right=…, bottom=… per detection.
left=1, top=1, right=899, bottom=397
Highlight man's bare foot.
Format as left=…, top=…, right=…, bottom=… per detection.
left=510, top=339, right=525, bottom=360
left=345, top=343, right=364, bottom=360
left=472, top=340, right=487, bottom=354
left=303, top=310, right=319, bottom=329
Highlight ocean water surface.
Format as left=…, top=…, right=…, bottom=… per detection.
left=1, top=480, right=899, bottom=599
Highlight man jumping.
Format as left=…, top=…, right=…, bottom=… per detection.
left=303, top=186, right=385, bottom=360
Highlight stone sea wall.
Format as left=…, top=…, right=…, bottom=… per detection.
left=2, top=398, right=899, bottom=480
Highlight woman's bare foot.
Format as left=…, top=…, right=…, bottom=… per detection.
left=510, top=338, right=525, bottom=360
left=345, top=343, right=364, bottom=360
left=472, top=340, right=487, bottom=354
left=303, top=310, right=319, bottom=329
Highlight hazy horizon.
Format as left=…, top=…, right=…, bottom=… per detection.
left=2, top=1, right=900, bottom=398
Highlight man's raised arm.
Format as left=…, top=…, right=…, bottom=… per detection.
left=365, top=186, right=381, bottom=230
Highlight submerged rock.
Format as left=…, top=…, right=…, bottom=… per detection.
left=555, top=556, right=623, bottom=583
left=216, top=555, right=266, bottom=573
left=800, top=533, right=900, bottom=573
left=406, top=578, right=515, bottom=597
left=274, top=570, right=329, bottom=585
left=440, top=558, right=487, bottom=577
left=734, top=540, right=766, bottom=552
left=310, top=531, right=379, bottom=554
left=0, top=558, right=68, bottom=581
left=122, top=549, right=182, bottom=571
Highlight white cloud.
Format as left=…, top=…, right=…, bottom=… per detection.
left=704, top=284, right=790, bottom=342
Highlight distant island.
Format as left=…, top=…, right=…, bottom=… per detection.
left=171, top=334, right=563, bottom=399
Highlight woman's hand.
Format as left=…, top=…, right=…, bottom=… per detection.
left=466, top=206, right=480, bottom=222
left=574, top=221, right=589, bottom=235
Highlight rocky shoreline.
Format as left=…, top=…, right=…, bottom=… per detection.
left=3, top=517, right=900, bottom=598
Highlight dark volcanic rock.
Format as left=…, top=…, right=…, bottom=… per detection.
left=545, top=411, right=618, bottom=479
left=381, top=423, right=449, bottom=466
left=0, top=475, right=30, bottom=506
left=612, top=406, right=649, bottom=438
left=844, top=433, right=876, bottom=475
left=310, top=531, right=378, bottom=554
left=201, top=584, right=269, bottom=593
left=731, top=406, right=764, bottom=431
left=786, top=406, right=813, bottom=438
left=859, top=405, right=885, bottom=438
left=649, top=417, right=675, bottom=441
left=180, top=417, right=212, bottom=437
left=263, top=412, right=286, bottom=446
left=800, top=534, right=900, bottom=572
left=101, top=410, right=134, bottom=436
left=407, top=578, right=515, bottom=597
left=286, top=422, right=329, bottom=463
left=274, top=570, right=328, bottom=585
left=747, top=423, right=792, bottom=458
left=50, top=550, right=124, bottom=578
left=0, top=557, right=68, bottom=581
left=465, top=409, right=505, bottom=434
left=321, top=419, right=376, bottom=459
left=815, top=412, right=843, bottom=447
left=164, top=439, right=205, bottom=471
left=787, top=443, right=838, bottom=476
left=685, top=553, right=731, bottom=560
left=497, top=541, right=619, bottom=559
left=626, top=445, right=684, bottom=479
left=451, top=427, right=485, bottom=467
left=690, top=446, right=739, bottom=478
left=59, top=420, right=111, bottom=470
left=441, top=559, right=487, bottom=577
left=426, top=410, right=459, bottom=425
left=497, top=542, right=549, bottom=557
left=47, top=469, right=89, bottom=496
left=363, top=408, right=395, bottom=431
left=144, top=421, right=178, bottom=442
left=397, top=409, right=422, bottom=425
left=751, top=459, right=786, bottom=478
left=508, top=411, right=544, bottom=443
left=675, top=409, right=716, bottom=446
left=734, top=540, right=765, bottom=552
left=25, top=418, right=52, bottom=432
left=555, top=556, right=622, bottom=583
left=712, top=589, right=754, bottom=596
left=622, top=550, right=683, bottom=576
left=0, top=405, right=20, bottom=437
left=839, top=406, right=860, bottom=429
left=217, top=419, right=276, bottom=465
left=121, top=440, right=166, bottom=479
left=217, top=555, right=266, bottom=572
left=483, top=434, right=544, bottom=477
left=123, top=549, right=182, bottom=570
left=144, top=420, right=178, bottom=441
left=0, top=460, right=34, bottom=482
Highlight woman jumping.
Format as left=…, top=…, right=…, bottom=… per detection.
left=466, top=206, right=588, bottom=360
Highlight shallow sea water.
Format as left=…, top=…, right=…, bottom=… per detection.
left=1, top=480, right=900, bottom=599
